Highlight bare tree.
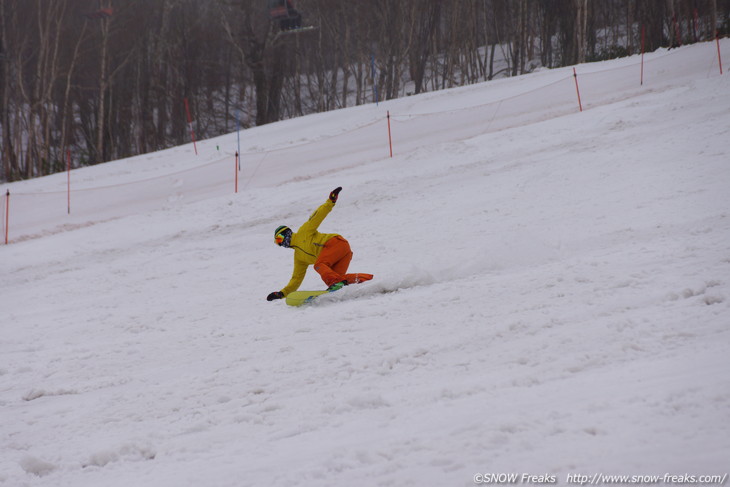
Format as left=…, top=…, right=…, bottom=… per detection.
left=574, top=0, right=588, bottom=63
left=3, top=0, right=729, bottom=182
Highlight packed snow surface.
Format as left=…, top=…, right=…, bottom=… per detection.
left=2, top=41, right=729, bottom=487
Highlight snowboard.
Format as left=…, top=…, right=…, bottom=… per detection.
left=285, top=273, right=373, bottom=307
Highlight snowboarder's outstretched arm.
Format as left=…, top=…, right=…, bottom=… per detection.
left=267, top=260, right=307, bottom=300
left=298, top=187, right=342, bottom=237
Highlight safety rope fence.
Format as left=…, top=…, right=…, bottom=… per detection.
left=2, top=39, right=725, bottom=245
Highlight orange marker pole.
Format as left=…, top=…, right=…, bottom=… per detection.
left=235, top=152, right=239, bottom=193
left=184, top=97, right=198, bottom=155
left=717, top=32, right=724, bottom=75
left=67, top=149, right=71, bottom=214
left=387, top=111, right=393, bottom=157
left=573, top=68, right=583, bottom=112
left=4, top=190, right=9, bottom=245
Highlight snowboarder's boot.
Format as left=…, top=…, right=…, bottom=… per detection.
left=326, top=280, right=348, bottom=292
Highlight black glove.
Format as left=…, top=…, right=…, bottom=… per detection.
left=267, top=291, right=284, bottom=301
left=329, top=186, right=342, bottom=203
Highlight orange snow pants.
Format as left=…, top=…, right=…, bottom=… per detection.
left=314, top=236, right=352, bottom=287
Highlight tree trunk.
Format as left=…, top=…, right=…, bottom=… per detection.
left=574, top=0, right=588, bottom=63
left=96, top=1, right=112, bottom=163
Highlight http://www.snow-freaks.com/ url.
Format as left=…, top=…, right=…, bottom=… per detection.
left=473, top=473, right=728, bottom=486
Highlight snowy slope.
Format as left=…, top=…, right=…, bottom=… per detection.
left=2, top=41, right=729, bottom=487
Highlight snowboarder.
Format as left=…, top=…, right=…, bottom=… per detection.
left=266, top=187, right=371, bottom=302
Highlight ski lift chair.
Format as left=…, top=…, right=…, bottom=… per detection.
left=268, top=0, right=302, bottom=31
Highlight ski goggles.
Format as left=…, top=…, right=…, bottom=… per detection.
left=274, top=233, right=286, bottom=246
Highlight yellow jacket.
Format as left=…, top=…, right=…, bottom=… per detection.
left=280, top=200, right=339, bottom=296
